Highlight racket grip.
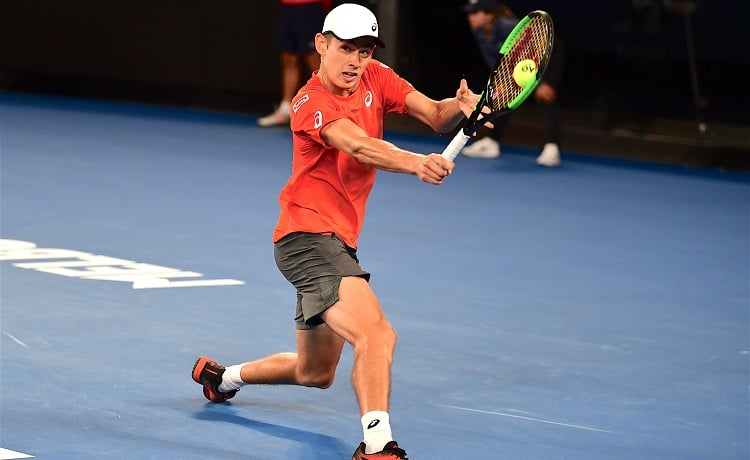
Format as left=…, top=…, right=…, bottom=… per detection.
left=441, top=131, right=471, bottom=161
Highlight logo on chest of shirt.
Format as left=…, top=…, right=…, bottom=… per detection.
left=364, top=91, right=373, bottom=108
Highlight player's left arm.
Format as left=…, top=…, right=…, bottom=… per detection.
left=404, top=80, right=481, bottom=133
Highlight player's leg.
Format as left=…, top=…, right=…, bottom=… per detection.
left=234, top=323, right=345, bottom=387
left=195, top=232, right=352, bottom=392
left=191, top=323, right=344, bottom=403
left=193, top=278, right=391, bottom=397
left=322, top=276, right=395, bottom=413
left=321, top=276, right=403, bottom=456
left=226, top=277, right=394, bottom=392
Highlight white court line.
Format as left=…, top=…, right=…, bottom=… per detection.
left=2, top=331, right=30, bottom=348
left=434, top=403, right=612, bottom=433
left=0, top=448, right=34, bottom=459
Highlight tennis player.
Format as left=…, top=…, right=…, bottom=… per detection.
left=193, top=4, right=480, bottom=458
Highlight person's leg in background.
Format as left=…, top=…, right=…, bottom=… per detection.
left=536, top=100, right=562, bottom=167
left=258, top=2, right=324, bottom=127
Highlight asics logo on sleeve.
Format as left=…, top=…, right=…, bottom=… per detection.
left=314, top=111, right=323, bottom=129
left=293, top=94, right=309, bottom=113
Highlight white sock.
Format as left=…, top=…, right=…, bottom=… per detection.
left=361, top=411, right=392, bottom=454
left=218, top=364, right=245, bottom=393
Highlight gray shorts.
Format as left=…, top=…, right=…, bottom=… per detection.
left=274, top=232, right=370, bottom=330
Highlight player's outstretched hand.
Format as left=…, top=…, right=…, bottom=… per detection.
left=418, top=154, right=454, bottom=185
left=455, top=79, right=481, bottom=118
left=456, top=78, right=494, bottom=129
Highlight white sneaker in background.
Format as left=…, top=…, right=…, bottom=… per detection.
left=461, top=137, right=501, bottom=159
left=257, top=102, right=291, bottom=127
left=536, top=143, right=561, bottom=167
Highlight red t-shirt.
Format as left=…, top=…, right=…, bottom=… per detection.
left=272, top=60, right=416, bottom=249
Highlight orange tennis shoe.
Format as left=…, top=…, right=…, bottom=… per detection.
left=352, top=441, right=409, bottom=460
left=192, top=356, right=237, bottom=403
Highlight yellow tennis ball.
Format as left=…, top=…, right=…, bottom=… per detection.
left=513, top=59, right=537, bottom=87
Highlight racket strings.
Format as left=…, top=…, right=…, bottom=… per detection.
left=486, top=16, right=553, bottom=111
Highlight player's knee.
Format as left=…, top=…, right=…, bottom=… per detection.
left=346, top=317, right=398, bottom=356
left=298, top=368, right=336, bottom=389
left=315, top=375, right=336, bottom=389
left=383, top=323, right=398, bottom=352
left=367, top=320, right=397, bottom=354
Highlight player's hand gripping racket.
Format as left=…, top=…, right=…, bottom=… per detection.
left=442, top=10, right=555, bottom=161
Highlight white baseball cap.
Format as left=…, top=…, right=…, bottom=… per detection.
left=322, top=3, right=386, bottom=48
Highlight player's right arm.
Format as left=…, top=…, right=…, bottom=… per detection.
left=320, top=118, right=453, bottom=185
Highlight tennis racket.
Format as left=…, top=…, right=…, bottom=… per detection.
left=442, top=10, right=555, bottom=161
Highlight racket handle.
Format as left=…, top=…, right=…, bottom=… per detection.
left=441, top=130, right=471, bottom=161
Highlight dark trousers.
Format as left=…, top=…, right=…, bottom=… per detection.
left=485, top=101, right=562, bottom=147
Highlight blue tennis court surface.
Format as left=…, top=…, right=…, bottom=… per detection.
left=1, top=92, right=748, bottom=459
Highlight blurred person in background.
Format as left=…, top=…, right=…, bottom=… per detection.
left=258, top=0, right=333, bottom=127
